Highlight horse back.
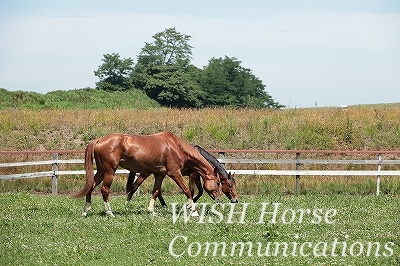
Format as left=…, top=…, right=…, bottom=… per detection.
left=94, top=132, right=187, bottom=173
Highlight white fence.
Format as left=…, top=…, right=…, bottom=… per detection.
left=1, top=150, right=400, bottom=196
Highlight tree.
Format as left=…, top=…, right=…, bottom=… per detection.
left=132, top=27, right=203, bottom=107
left=94, top=53, right=134, bottom=91
left=198, top=56, right=284, bottom=108
left=139, top=27, right=193, bottom=66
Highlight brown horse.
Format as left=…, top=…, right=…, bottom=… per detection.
left=191, top=145, right=238, bottom=203
left=125, top=145, right=238, bottom=214
left=71, top=132, right=222, bottom=217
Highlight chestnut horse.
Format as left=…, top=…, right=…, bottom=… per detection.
left=125, top=145, right=238, bottom=213
left=71, top=132, right=222, bottom=217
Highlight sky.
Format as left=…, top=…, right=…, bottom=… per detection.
left=0, top=0, right=399, bottom=108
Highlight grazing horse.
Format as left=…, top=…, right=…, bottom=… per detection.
left=191, top=145, right=238, bottom=203
left=125, top=145, right=238, bottom=213
left=188, top=172, right=237, bottom=203
left=71, top=132, right=222, bottom=217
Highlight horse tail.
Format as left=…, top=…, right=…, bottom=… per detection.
left=71, top=139, right=97, bottom=198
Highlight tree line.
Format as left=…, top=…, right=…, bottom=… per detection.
left=94, top=27, right=284, bottom=109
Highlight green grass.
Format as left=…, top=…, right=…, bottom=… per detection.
left=1, top=193, right=399, bottom=265
left=0, top=88, right=160, bottom=109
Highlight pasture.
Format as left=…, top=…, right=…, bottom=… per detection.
left=1, top=105, right=400, bottom=265
left=1, top=193, right=399, bottom=265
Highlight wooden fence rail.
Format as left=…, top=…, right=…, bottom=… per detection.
left=1, top=150, right=400, bottom=196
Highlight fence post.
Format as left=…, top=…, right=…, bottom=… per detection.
left=52, top=153, right=58, bottom=195
left=218, top=152, right=226, bottom=168
left=295, top=152, right=301, bottom=195
left=376, top=153, right=381, bottom=196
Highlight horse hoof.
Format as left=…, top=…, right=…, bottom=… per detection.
left=106, top=210, right=115, bottom=218
left=82, top=211, right=88, bottom=217
left=148, top=207, right=157, bottom=216
left=191, top=210, right=199, bottom=217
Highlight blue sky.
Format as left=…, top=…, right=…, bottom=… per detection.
left=0, top=0, right=399, bottom=107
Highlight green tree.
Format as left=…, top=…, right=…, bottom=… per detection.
left=94, top=53, right=134, bottom=91
left=132, top=27, right=202, bottom=107
left=139, top=27, right=193, bottom=66
left=198, top=56, right=283, bottom=108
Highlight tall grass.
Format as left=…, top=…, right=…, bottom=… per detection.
left=1, top=105, right=400, bottom=151
left=1, top=104, right=400, bottom=195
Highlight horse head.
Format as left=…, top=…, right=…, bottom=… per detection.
left=221, top=172, right=238, bottom=203
left=202, top=167, right=223, bottom=201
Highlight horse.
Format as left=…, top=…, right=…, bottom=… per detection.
left=71, top=132, right=222, bottom=217
left=191, top=145, right=238, bottom=203
left=125, top=145, right=238, bottom=214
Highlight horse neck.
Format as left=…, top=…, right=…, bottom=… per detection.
left=165, top=132, right=214, bottom=177
left=177, top=144, right=213, bottom=176
left=180, top=146, right=213, bottom=176
left=191, top=155, right=214, bottom=177
left=195, top=145, right=229, bottom=180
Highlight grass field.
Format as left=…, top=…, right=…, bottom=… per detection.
left=1, top=193, right=399, bottom=265
left=1, top=105, right=400, bottom=265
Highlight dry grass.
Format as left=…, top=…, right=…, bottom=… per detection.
left=1, top=105, right=400, bottom=151
left=1, top=104, right=400, bottom=195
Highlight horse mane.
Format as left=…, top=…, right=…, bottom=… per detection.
left=163, top=132, right=213, bottom=171
left=194, top=145, right=229, bottom=180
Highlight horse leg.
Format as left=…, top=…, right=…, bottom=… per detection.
left=101, top=170, right=115, bottom=217
left=82, top=170, right=104, bottom=217
left=125, top=173, right=150, bottom=209
left=169, top=171, right=198, bottom=217
left=189, top=172, right=196, bottom=201
left=149, top=188, right=167, bottom=212
left=148, top=174, right=165, bottom=214
left=193, top=173, right=204, bottom=203
left=147, top=189, right=159, bottom=216
left=152, top=175, right=167, bottom=208
left=125, top=171, right=138, bottom=208
left=157, top=189, right=167, bottom=208
left=126, top=171, right=137, bottom=194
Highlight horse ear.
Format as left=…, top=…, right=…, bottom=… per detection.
left=228, top=171, right=235, bottom=180
left=214, top=167, right=218, bottom=176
